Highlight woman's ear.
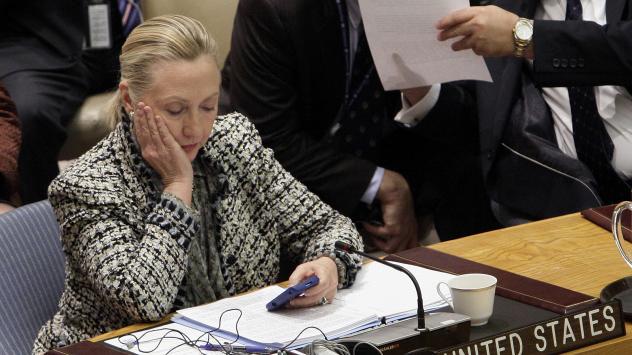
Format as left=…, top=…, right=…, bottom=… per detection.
left=119, top=80, right=134, bottom=113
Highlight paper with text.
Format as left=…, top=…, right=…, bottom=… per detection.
left=336, top=261, right=453, bottom=322
left=177, top=286, right=376, bottom=347
left=359, top=0, right=492, bottom=90
left=175, top=262, right=454, bottom=348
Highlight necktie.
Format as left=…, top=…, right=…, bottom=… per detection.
left=336, top=23, right=389, bottom=159
left=118, top=0, right=142, bottom=37
left=566, top=0, right=629, bottom=203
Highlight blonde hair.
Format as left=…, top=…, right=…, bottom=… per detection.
left=108, top=14, right=218, bottom=127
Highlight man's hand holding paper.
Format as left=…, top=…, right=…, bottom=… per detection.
left=358, top=0, right=492, bottom=91
left=436, top=5, right=524, bottom=58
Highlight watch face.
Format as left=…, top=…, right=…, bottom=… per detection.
left=516, top=23, right=533, bottom=40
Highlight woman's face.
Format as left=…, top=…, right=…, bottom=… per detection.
left=130, top=55, right=220, bottom=161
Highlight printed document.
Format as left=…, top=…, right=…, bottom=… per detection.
left=174, top=262, right=453, bottom=349
left=359, top=0, right=492, bottom=90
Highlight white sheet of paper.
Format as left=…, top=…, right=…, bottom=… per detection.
left=335, top=261, right=452, bottom=321
left=359, top=0, right=492, bottom=90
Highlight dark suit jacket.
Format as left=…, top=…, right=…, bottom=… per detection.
left=222, top=0, right=478, bottom=217
left=0, top=0, right=85, bottom=77
left=0, top=0, right=123, bottom=87
left=478, top=0, right=632, bottom=218
left=222, top=0, right=393, bottom=215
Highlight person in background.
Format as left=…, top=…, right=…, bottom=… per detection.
left=32, top=15, right=363, bottom=354
left=0, top=0, right=126, bottom=204
left=0, top=82, right=21, bottom=213
left=221, top=0, right=499, bottom=250
left=407, top=0, right=632, bottom=225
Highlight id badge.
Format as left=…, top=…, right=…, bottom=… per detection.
left=85, top=0, right=112, bottom=49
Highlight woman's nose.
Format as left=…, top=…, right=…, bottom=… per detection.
left=182, top=113, right=201, bottom=138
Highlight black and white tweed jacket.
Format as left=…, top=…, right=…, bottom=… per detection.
left=33, top=112, right=363, bottom=354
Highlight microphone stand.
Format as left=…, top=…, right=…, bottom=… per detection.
left=335, top=241, right=427, bottom=333
left=334, top=241, right=471, bottom=354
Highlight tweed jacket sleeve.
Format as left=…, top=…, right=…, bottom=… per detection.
left=48, top=155, right=200, bottom=322
left=206, top=113, right=363, bottom=287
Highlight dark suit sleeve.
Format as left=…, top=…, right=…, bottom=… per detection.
left=225, top=0, right=376, bottom=216
left=532, top=19, right=632, bottom=87
left=407, top=82, right=479, bottom=147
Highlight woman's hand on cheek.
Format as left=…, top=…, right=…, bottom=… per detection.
left=133, top=102, right=194, bottom=205
left=288, top=257, right=338, bottom=308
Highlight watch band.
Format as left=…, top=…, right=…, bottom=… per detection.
left=512, top=18, right=533, bottom=58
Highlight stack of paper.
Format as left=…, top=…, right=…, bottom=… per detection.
left=335, top=261, right=453, bottom=323
left=172, top=262, right=453, bottom=350
left=175, top=285, right=379, bottom=349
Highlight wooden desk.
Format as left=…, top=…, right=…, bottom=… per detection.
left=429, top=212, right=632, bottom=354
left=94, top=212, right=632, bottom=353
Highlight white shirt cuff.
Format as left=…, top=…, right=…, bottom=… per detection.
left=394, top=84, right=442, bottom=127
left=360, top=167, right=385, bottom=204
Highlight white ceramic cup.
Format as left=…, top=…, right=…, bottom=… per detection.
left=436, top=273, right=497, bottom=326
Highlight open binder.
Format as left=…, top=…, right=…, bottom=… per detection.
left=172, top=261, right=454, bottom=350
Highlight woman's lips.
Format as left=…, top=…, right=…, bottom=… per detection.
left=181, top=143, right=198, bottom=152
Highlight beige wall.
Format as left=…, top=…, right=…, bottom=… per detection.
left=142, top=0, right=238, bottom=67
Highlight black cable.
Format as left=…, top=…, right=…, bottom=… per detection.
left=117, top=308, right=243, bottom=354
left=279, top=326, right=328, bottom=351
left=352, top=342, right=383, bottom=355
left=118, top=307, right=332, bottom=354
left=118, top=328, right=195, bottom=353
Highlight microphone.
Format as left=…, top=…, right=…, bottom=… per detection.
left=335, top=241, right=426, bottom=331
left=334, top=241, right=471, bottom=354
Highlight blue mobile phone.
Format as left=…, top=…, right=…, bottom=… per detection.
left=266, top=275, right=320, bottom=311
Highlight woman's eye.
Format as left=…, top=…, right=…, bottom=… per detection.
left=166, top=108, right=184, bottom=115
left=202, top=106, right=216, bottom=112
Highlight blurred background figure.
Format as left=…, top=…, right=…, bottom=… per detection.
left=0, top=0, right=134, bottom=204
left=0, top=82, right=21, bottom=214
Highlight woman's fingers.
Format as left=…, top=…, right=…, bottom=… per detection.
left=289, top=283, right=336, bottom=308
left=133, top=103, right=150, bottom=147
left=144, top=106, right=166, bottom=152
left=156, top=114, right=179, bottom=149
left=288, top=264, right=311, bottom=287
left=288, top=257, right=338, bottom=308
left=131, top=103, right=193, bottom=187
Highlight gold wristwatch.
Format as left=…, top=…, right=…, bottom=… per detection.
left=512, top=18, right=533, bottom=58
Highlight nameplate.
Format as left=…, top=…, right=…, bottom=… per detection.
left=437, top=300, right=625, bottom=355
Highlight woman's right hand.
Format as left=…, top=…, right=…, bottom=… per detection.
left=133, top=102, right=194, bottom=206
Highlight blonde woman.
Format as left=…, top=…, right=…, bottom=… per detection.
left=32, top=15, right=363, bottom=354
